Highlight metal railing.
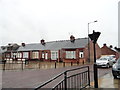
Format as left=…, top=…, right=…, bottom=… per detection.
left=35, top=66, right=90, bottom=90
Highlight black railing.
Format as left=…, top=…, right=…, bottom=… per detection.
left=35, top=66, right=90, bottom=90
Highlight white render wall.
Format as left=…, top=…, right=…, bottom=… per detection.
left=118, top=1, right=120, bottom=48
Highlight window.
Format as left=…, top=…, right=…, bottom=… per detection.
left=17, top=53, right=22, bottom=58
left=79, top=51, right=84, bottom=58
left=45, top=53, right=48, bottom=59
left=23, top=52, right=29, bottom=58
left=12, top=53, right=17, bottom=58
left=66, top=51, right=76, bottom=59
left=6, top=54, right=10, bottom=58
left=11, top=53, right=16, bottom=58
left=32, top=51, right=39, bottom=59
left=42, top=52, right=44, bottom=59
left=51, top=51, right=58, bottom=60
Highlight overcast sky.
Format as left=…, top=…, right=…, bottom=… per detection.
left=0, top=0, right=119, bottom=47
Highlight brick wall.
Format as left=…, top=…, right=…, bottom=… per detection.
left=84, top=41, right=101, bottom=63
left=101, top=46, right=116, bottom=55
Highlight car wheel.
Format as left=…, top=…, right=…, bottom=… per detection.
left=107, top=64, right=110, bottom=68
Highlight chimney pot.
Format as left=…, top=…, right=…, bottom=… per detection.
left=41, top=39, right=46, bottom=45
left=114, top=47, right=117, bottom=49
left=70, top=35, right=75, bottom=43
left=103, top=43, right=106, bottom=46
left=21, top=43, right=25, bottom=47
left=110, top=45, right=113, bottom=48
left=8, top=43, right=11, bottom=46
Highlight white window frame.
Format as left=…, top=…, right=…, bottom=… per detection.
left=42, top=52, right=44, bottom=59
left=79, top=51, right=84, bottom=58
left=11, top=52, right=13, bottom=58
left=12, top=53, right=17, bottom=58
left=23, top=52, right=29, bottom=58
left=45, top=53, right=48, bottom=59
left=66, top=51, right=76, bottom=59
left=32, top=51, right=39, bottom=59
left=51, top=51, right=58, bottom=60
left=17, top=53, right=22, bottom=58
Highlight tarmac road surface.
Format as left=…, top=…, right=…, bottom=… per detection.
left=1, top=64, right=119, bottom=89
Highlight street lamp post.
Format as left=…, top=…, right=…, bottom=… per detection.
left=88, top=20, right=97, bottom=63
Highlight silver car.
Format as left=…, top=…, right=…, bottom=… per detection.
left=96, top=56, right=115, bottom=68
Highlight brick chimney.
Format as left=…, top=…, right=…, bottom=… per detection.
left=21, top=43, right=25, bottom=47
left=41, top=39, right=46, bottom=45
left=70, top=35, right=75, bottom=43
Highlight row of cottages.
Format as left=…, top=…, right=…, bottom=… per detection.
left=8, top=35, right=101, bottom=62
left=101, top=44, right=120, bottom=59
left=3, top=36, right=101, bottom=63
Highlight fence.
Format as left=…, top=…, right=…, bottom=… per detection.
left=0, top=60, right=85, bottom=70
left=35, top=66, right=90, bottom=90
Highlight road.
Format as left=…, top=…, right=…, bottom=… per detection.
left=1, top=64, right=118, bottom=88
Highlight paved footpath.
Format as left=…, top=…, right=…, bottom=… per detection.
left=90, top=73, right=120, bottom=88
left=2, top=64, right=112, bottom=88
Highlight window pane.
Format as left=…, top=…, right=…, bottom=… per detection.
left=66, top=51, right=76, bottom=59
left=42, top=53, right=44, bottom=58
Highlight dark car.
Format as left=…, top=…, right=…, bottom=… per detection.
left=112, top=58, right=120, bottom=79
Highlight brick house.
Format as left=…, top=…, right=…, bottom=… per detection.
left=101, top=44, right=119, bottom=59
left=15, top=36, right=101, bottom=63
left=1, top=44, right=20, bottom=61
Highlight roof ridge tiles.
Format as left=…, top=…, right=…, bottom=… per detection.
left=21, top=37, right=88, bottom=45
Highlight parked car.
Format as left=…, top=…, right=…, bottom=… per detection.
left=108, top=55, right=116, bottom=63
left=112, top=58, right=120, bottom=79
left=96, top=56, right=115, bottom=68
